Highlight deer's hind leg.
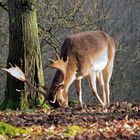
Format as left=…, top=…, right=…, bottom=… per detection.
left=88, top=71, right=105, bottom=106
left=102, top=61, right=114, bottom=107
left=96, top=72, right=106, bottom=105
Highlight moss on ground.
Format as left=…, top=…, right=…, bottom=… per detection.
left=36, top=97, right=50, bottom=109
left=0, top=121, right=30, bottom=138
left=64, top=125, right=82, bottom=137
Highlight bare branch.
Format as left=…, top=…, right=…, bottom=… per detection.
left=0, top=1, right=8, bottom=11
left=38, top=0, right=107, bottom=54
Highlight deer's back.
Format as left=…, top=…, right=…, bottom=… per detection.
left=60, top=31, right=115, bottom=76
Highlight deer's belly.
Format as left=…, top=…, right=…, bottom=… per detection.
left=92, top=52, right=108, bottom=72
left=75, top=50, right=108, bottom=79
left=93, top=60, right=108, bottom=71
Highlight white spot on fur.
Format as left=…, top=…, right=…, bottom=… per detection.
left=92, top=49, right=108, bottom=71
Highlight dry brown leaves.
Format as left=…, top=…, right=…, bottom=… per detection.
left=0, top=102, right=140, bottom=140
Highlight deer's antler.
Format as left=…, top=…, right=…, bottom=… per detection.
left=2, top=65, right=48, bottom=105
left=47, top=55, right=69, bottom=83
left=2, top=65, right=26, bottom=81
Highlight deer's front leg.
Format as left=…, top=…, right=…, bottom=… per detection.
left=74, top=79, right=83, bottom=107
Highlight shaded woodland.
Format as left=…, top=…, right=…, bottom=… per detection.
left=0, top=0, right=140, bottom=139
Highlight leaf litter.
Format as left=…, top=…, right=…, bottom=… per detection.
left=0, top=102, right=140, bottom=139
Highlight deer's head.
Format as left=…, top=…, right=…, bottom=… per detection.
left=47, top=55, right=69, bottom=107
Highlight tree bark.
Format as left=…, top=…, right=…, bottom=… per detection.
left=0, top=0, right=44, bottom=110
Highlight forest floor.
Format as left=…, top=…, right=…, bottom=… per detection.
left=0, top=102, right=140, bottom=140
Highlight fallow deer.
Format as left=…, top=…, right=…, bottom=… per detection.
left=2, top=31, right=115, bottom=109
left=47, top=30, right=115, bottom=108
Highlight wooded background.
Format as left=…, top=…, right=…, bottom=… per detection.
left=0, top=0, right=140, bottom=104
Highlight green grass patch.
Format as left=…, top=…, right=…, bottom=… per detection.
left=0, top=121, right=30, bottom=138
left=36, top=97, right=50, bottom=109
left=64, top=125, right=82, bottom=137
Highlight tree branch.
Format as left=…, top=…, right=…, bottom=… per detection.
left=0, top=1, right=8, bottom=11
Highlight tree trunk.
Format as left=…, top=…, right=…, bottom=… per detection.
left=0, top=0, right=44, bottom=110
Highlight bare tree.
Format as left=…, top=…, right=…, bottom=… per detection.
left=38, top=0, right=107, bottom=54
